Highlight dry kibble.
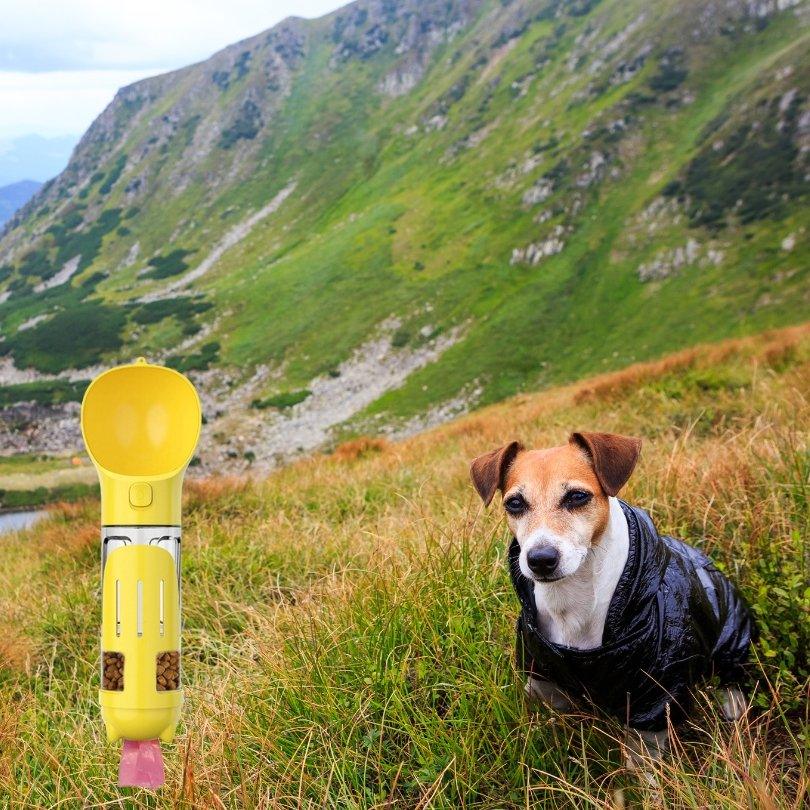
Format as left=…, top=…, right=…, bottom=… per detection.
left=156, top=651, right=180, bottom=691
left=102, top=651, right=124, bottom=691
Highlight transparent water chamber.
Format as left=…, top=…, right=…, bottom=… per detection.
left=102, top=526, right=181, bottom=587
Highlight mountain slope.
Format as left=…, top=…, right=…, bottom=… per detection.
left=0, top=0, right=807, bottom=469
left=0, top=180, right=41, bottom=227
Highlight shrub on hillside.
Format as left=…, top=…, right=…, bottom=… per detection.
left=219, top=100, right=262, bottom=149
left=680, top=93, right=805, bottom=229
left=99, top=153, right=127, bottom=195
left=131, top=296, right=212, bottom=326
left=166, top=341, right=221, bottom=372
left=648, top=47, right=687, bottom=92
left=143, top=248, right=194, bottom=280
left=0, top=301, right=126, bottom=372
left=0, top=380, right=88, bottom=407
left=50, top=207, right=122, bottom=270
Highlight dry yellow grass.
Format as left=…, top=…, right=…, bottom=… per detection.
left=0, top=325, right=807, bottom=807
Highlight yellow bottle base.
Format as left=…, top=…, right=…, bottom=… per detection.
left=101, top=689, right=183, bottom=742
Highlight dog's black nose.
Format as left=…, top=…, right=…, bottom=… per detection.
left=526, top=545, right=560, bottom=577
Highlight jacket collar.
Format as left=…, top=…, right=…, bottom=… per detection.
left=508, top=500, right=669, bottom=653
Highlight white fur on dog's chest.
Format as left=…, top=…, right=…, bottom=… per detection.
left=532, top=497, right=629, bottom=649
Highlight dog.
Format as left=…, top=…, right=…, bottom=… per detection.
left=470, top=431, right=753, bottom=768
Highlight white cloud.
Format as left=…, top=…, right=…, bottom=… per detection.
left=0, top=1, right=345, bottom=139
left=0, top=1, right=345, bottom=71
left=0, top=70, right=162, bottom=138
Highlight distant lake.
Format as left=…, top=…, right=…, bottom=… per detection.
left=0, top=510, right=47, bottom=534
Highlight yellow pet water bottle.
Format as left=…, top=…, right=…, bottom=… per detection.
left=81, top=357, right=201, bottom=789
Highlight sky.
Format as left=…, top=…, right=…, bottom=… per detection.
left=0, top=0, right=346, bottom=140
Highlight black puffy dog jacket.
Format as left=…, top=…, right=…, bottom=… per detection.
left=511, top=501, right=753, bottom=731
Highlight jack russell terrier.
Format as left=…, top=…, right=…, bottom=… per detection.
left=470, top=432, right=753, bottom=767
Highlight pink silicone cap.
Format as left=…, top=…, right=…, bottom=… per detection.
left=119, top=739, right=165, bottom=789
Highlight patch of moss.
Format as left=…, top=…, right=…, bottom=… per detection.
left=251, top=389, right=311, bottom=409
left=391, top=327, right=410, bottom=348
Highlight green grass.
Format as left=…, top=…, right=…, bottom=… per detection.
left=0, top=328, right=806, bottom=807
left=0, top=481, right=98, bottom=511
left=0, top=380, right=88, bottom=407
left=0, top=453, right=66, bottom=476
left=251, top=389, right=312, bottom=410
left=0, top=457, right=96, bottom=507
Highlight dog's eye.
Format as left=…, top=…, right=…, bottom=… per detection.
left=563, top=489, right=593, bottom=508
left=504, top=494, right=527, bottom=514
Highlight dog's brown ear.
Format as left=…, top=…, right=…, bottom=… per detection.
left=470, top=441, right=523, bottom=506
left=569, top=431, right=641, bottom=496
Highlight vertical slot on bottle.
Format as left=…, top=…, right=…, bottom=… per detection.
left=136, top=580, right=143, bottom=637
left=115, top=579, right=121, bottom=637
left=159, top=579, right=165, bottom=636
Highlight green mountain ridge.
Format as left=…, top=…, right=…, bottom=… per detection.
left=0, top=0, right=807, bottom=469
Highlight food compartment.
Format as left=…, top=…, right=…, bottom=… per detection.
left=102, top=651, right=125, bottom=691
left=156, top=651, right=180, bottom=691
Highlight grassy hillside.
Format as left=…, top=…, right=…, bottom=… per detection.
left=0, top=0, right=807, bottom=467
left=0, top=325, right=806, bottom=807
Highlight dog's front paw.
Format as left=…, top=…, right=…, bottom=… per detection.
left=623, top=727, right=669, bottom=772
left=524, top=677, right=573, bottom=712
left=721, top=685, right=747, bottom=721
